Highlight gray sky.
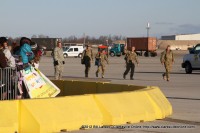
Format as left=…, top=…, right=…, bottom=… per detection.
left=0, top=0, right=200, bottom=38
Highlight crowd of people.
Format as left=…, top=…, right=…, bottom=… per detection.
left=0, top=37, right=43, bottom=100
left=1, top=38, right=174, bottom=100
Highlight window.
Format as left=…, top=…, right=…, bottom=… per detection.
left=68, top=48, right=73, bottom=52
left=195, top=45, right=200, bottom=54
left=195, top=46, right=200, bottom=51
left=74, top=48, right=78, bottom=51
left=63, top=47, right=69, bottom=51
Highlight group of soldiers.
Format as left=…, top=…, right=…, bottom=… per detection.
left=81, top=45, right=109, bottom=78
left=53, top=41, right=174, bottom=82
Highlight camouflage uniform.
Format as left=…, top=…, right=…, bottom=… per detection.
left=95, top=52, right=109, bottom=78
left=53, top=47, right=65, bottom=80
left=160, top=50, right=174, bottom=81
left=82, top=49, right=93, bottom=77
left=123, top=50, right=139, bottom=80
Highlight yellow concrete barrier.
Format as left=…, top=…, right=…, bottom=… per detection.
left=0, top=100, right=18, bottom=133
left=63, top=80, right=97, bottom=96
left=0, top=80, right=172, bottom=132
left=96, top=83, right=145, bottom=93
left=19, top=95, right=103, bottom=133
left=94, top=86, right=172, bottom=125
left=145, top=86, right=173, bottom=119
left=51, top=80, right=146, bottom=95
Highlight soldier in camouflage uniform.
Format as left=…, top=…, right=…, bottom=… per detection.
left=160, top=45, right=174, bottom=81
left=82, top=45, right=93, bottom=77
left=53, top=41, right=65, bottom=80
left=123, top=46, right=139, bottom=80
left=95, top=49, right=109, bottom=78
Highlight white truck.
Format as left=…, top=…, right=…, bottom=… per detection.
left=182, top=44, right=200, bottom=73
left=63, top=46, right=84, bottom=58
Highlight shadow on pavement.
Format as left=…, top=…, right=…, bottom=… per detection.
left=167, top=97, right=200, bottom=101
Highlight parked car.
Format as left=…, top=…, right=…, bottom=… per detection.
left=182, top=44, right=200, bottom=73
left=63, top=46, right=84, bottom=58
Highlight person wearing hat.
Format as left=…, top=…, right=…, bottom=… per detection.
left=0, top=37, right=16, bottom=68
left=95, top=49, right=109, bottom=78
left=160, top=45, right=174, bottom=81
left=53, top=41, right=65, bottom=80
left=82, top=45, right=93, bottom=77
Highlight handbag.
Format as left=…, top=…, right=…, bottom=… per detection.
left=81, top=58, right=85, bottom=64
left=95, top=58, right=101, bottom=66
left=54, top=60, right=59, bottom=66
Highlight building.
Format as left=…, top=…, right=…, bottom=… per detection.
left=63, top=43, right=84, bottom=47
left=161, top=33, right=200, bottom=40
left=31, top=38, right=61, bottom=51
left=112, top=40, right=126, bottom=44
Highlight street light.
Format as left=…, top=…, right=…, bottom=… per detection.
left=83, top=33, right=86, bottom=45
left=146, top=22, right=150, bottom=37
left=106, top=39, right=108, bottom=46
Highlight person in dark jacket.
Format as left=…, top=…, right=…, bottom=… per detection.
left=0, top=42, right=8, bottom=100
left=0, top=44, right=7, bottom=68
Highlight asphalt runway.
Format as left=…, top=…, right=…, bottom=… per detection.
left=39, top=50, right=200, bottom=133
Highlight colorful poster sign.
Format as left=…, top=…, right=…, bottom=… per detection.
left=22, top=67, right=60, bottom=98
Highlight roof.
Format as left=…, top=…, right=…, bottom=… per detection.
left=98, top=45, right=108, bottom=48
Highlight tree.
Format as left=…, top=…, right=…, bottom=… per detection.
left=31, top=35, right=37, bottom=38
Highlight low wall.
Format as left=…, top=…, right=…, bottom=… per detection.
left=0, top=80, right=172, bottom=133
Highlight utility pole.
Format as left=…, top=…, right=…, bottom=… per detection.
left=106, top=39, right=108, bottom=46
left=146, top=22, right=150, bottom=37
left=83, top=33, right=86, bottom=45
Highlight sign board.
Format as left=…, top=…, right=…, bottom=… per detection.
left=22, top=67, right=60, bottom=98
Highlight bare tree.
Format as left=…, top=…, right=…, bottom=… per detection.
left=31, top=35, right=37, bottom=38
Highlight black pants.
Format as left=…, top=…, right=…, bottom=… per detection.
left=84, top=60, right=91, bottom=77
left=124, top=62, right=135, bottom=78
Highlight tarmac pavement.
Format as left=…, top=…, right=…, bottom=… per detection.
left=39, top=50, right=200, bottom=133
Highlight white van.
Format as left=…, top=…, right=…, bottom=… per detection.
left=182, top=44, right=200, bottom=73
left=63, top=46, right=84, bottom=58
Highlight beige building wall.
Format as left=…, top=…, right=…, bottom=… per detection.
left=175, top=34, right=200, bottom=40
left=158, top=40, right=200, bottom=50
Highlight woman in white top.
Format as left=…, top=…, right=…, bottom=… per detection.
left=0, top=37, right=16, bottom=67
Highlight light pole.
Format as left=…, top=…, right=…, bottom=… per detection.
left=146, top=22, right=150, bottom=37
left=106, top=39, right=108, bottom=46
left=83, top=33, right=86, bottom=45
